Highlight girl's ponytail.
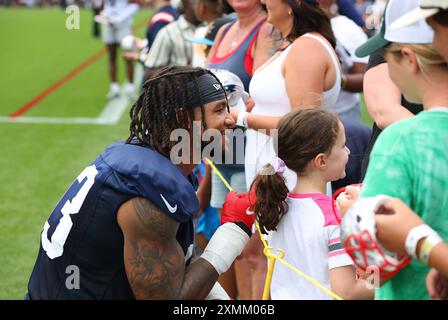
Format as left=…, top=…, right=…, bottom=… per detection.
left=251, top=158, right=289, bottom=234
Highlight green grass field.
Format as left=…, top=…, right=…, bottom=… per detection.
left=0, top=8, right=373, bottom=299
left=0, top=7, right=152, bottom=299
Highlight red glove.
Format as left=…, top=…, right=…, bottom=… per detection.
left=221, top=191, right=256, bottom=236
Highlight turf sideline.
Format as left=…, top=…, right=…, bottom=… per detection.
left=0, top=64, right=143, bottom=125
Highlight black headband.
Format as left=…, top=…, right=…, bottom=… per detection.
left=185, top=73, right=227, bottom=109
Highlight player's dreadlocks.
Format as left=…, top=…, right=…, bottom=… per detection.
left=126, top=66, right=227, bottom=158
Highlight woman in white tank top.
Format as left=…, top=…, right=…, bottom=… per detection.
left=229, top=0, right=342, bottom=189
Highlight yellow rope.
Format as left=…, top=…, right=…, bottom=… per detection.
left=256, top=223, right=342, bottom=300
left=205, top=158, right=233, bottom=192
left=204, top=157, right=343, bottom=300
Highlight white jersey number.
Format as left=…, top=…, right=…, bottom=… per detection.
left=41, top=165, right=98, bottom=259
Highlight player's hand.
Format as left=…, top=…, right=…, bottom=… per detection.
left=426, top=268, right=448, bottom=300
left=221, top=191, right=256, bottom=234
left=375, top=198, right=424, bottom=256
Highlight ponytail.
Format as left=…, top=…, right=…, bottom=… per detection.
left=251, top=163, right=289, bottom=234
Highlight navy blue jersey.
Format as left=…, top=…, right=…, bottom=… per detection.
left=27, top=141, right=199, bottom=299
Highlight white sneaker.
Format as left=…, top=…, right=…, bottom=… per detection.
left=106, top=83, right=120, bottom=100
left=125, top=83, right=138, bottom=101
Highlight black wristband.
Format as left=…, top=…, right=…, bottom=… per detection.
left=234, top=221, right=252, bottom=237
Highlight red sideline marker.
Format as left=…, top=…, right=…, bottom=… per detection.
left=9, top=48, right=107, bottom=119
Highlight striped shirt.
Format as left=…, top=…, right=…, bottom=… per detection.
left=267, top=193, right=353, bottom=300
left=144, top=15, right=195, bottom=68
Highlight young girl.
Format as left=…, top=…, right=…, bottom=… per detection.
left=252, top=108, right=373, bottom=300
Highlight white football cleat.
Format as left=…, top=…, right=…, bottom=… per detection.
left=125, top=83, right=138, bottom=101
left=106, top=83, right=121, bottom=100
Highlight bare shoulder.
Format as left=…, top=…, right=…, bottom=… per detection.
left=364, top=61, right=388, bottom=79
left=214, top=21, right=232, bottom=44
left=215, top=23, right=226, bottom=38
left=284, top=35, right=328, bottom=69
left=117, top=197, right=185, bottom=299
left=289, top=35, right=328, bottom=57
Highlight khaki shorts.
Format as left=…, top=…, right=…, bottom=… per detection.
left=102, top=22, right=132, bottom=46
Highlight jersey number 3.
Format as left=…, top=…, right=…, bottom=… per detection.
left=41, top=165, right=98, bottom=259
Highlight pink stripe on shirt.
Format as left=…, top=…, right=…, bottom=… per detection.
left=328, top=238, right=341, bottom=245
left=328, top=249, right=346, bottom=257
left=288, top=193, right=340, bottom=227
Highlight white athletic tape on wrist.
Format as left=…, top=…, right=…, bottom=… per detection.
left=405, top=224, right=441, bottom=259
left=205, top=282, right=230, bottom=300
left=201, top=223, right=250, bottom=275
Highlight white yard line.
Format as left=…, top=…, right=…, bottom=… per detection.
left=0, top=64, right=143, bottom=125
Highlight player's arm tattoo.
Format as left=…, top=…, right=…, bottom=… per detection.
left=120, top=197, right=218, bottom=299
